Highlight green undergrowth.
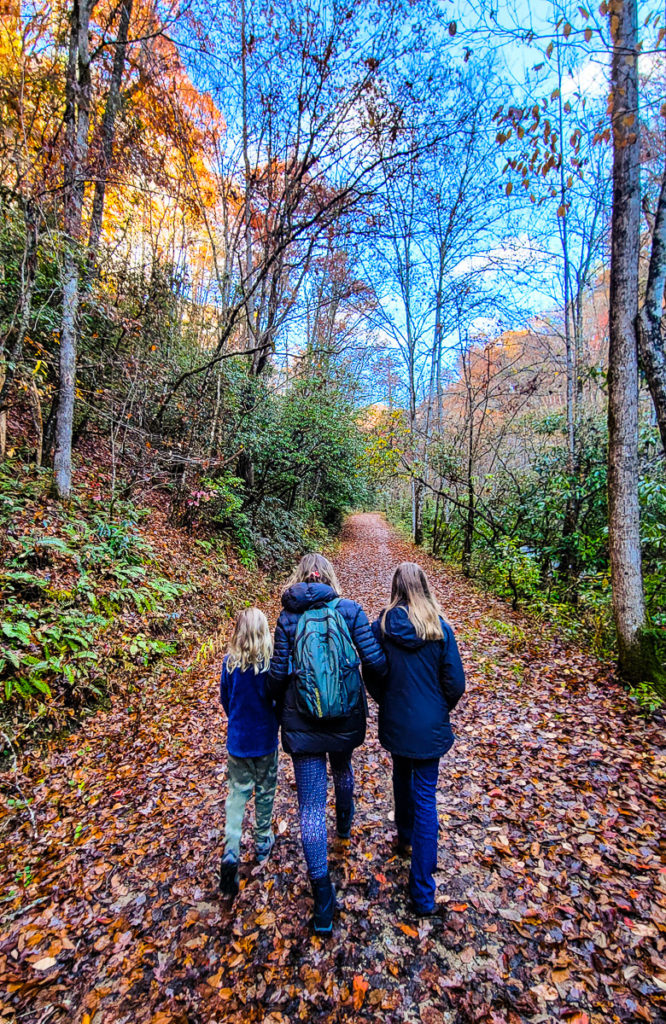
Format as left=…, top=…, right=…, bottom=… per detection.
left=384, top=505, right=665, bottom=715
left=0, top=462, right=193, bottom=744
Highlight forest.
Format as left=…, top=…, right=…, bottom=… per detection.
left=0, top=0, right=665, bottom=1022
left=2, top=0, right=666, bottom=725
left=1, top=0, right=665, bottom=718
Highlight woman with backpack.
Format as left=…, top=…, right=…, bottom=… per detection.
left=369, top=562, right=465, bottom=917
left=268, top=553, right=387, bottom=935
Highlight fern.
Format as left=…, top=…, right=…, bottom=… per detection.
left=0, top=475, right=190, bottom=707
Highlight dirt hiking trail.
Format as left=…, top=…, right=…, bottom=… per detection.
left=1, top=514, right=664, bottom=1024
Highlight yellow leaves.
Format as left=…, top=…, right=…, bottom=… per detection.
left=448, top=21, right=457, bottom=36
left=557, top=205, right=567, bottom=217
left=585, top=26, right=593, bottom=41
left=206, top=968, right=233, bottom=994
left=546, top=41, right=554, bottom=59
left=398, top=922, right=418, bottom=938
left=563, top=22, right=572, bottom=38
left=505, top=182, right=513, bottom=196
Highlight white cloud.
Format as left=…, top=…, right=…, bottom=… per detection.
left=560, top=58, right=608, bottom=101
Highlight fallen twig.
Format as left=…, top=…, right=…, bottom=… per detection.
left=0, top=895, right=48, bottom=924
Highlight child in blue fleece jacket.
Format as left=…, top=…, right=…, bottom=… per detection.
left=219, top=607, right=278, bottom=897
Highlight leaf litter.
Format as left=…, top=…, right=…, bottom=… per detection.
left=0, top=514, right=664, bottom=1023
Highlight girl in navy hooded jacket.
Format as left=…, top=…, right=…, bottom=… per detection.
left=370, top=562, right=465, bottom=916
left=268, top=553, right=387, bottom=934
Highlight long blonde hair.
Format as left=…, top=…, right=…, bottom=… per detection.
left=381, top=562, right=444, bottom=641
left=227, top=607, right=273, bottom=673
left=285, top=553, right=342, bottom=596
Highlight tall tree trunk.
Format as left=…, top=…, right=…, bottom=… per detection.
left=462, top=402, right=474, bottom=576
left=54, top=0, right=93, bottom=500
left=30, top=379, right=43, bottom=467
left=637, top=156, right=666, bottom=454
left=607, top=0, right=661, bottom=684
left=555, top=33, right=576, bottom=470
left=413, top=480, right=424, bottom=546
left=87, top=0, right=133, bottom=260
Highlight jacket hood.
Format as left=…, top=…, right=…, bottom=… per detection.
left=380, top=605, right=429, bottom=649
left=282, top=582, right=339, bottom=613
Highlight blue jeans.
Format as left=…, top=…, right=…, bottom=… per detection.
left=392, top=754, right=440, bottom=912
left=292, top=752, right=354, bottom=880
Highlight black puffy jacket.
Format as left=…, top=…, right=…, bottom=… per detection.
left=267, top=582, right=388, bottom=755
left=369, top=606, right=465, bottom=759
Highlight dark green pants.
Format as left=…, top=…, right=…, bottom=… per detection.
left=224, top=750, right=278, bottom=858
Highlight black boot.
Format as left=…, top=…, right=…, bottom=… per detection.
left=336, top=798, right=355, bottom=840
left=219, top=854, right=239, bottom=898
left=311, top=873, right=336, bottom=935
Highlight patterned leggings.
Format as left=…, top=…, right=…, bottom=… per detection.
left=291, top=752, right=354, bottom=880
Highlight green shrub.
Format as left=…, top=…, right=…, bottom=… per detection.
left=472, top=539, right=541, bottom=609
left=0, top=466, right=188, bottom=708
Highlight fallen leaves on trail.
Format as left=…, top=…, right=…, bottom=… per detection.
left=1, top=514, right=665, bottom=1024
left=352, top=974, right=369, bottom=1010
left=31, top=956, right=57, bottom=971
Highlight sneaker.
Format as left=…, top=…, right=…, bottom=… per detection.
left=336, top=799, right=355, bottom=840
left=219, top=854, right=239, bottom=897
left=256, top=833, right=275, bottom=864
left=408, top=896, right=443, bottom=920
left=311, top=873, right=337, bottom=935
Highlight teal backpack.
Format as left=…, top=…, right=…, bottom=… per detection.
left=292, top=599, right=362, bottom=720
